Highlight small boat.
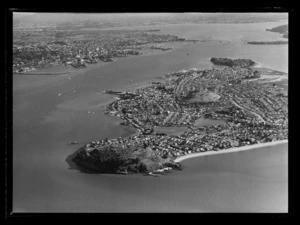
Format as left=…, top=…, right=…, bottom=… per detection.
left=152, top=170, right=164, bottom=174
left=118, top=171, right=128, bottom=175
left=68, top=141, right=78, bottom=145
left=147, top=172, right=160, bottom=177
left=116, top=169, right=128, bottom=175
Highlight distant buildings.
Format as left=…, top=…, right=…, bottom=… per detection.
left=13, top=28, right=185, bottom=73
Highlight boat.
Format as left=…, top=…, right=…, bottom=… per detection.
left=71, top=63, right=86, bottom=68
left=116, top=169, right=128, bottom=175
left=148, top=172, right=160, bottom=177
left=102, top=89, right=122, bottom=95
left=152, top=169, right=164, bottom=174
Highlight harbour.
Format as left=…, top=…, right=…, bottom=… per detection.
left=13, top=20, right=288, bottom=212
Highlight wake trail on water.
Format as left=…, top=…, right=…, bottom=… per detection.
left=58, top=89, right=77, bottom=96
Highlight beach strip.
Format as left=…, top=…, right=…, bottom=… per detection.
left=174, top=140, right=288, bottom=163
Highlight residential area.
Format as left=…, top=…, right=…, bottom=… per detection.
left=13, top=28, right=185, bottom=73
left=77, top=59, right=288, bottom=166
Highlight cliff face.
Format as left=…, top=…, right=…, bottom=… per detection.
left=210, top=57, right=255, bottom=68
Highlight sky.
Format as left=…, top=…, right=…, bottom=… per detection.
left=12, top=12, right=288, bottom=29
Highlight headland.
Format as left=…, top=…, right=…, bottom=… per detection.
left=247, top=24, right=288, bottom=45
left=266, top=24, right=288, bottom=39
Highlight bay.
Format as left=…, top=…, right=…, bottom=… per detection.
left=13, top=21, right=288, bottom=212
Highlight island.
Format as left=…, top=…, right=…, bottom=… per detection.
left=72, top=57, right=288, bottom=176
left=210, top=57, right=255, bottom=67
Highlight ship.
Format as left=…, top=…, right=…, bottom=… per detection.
left=71, top=62, right=87, bottom=68
left=102, top=89, right=122, bottom=95
left=116, top=168, right=128, bottom=175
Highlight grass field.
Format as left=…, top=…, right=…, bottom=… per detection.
left=187, top=91, right=220, bottom=103
left=193, top=118, right=226, bottom=128
left=153, top=126, right=190, bottom=136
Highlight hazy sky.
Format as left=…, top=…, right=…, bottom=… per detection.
left=13, top=12, right=288, bottom=28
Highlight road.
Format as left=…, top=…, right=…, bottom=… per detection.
left=230, top=99, right=266, bottom=123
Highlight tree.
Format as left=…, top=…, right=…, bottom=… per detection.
left=93, top=146, right=134, bottom=172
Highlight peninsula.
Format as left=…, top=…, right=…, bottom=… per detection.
left=73, top=57, right=288, bottom=175
left=266, top=24, right=288, bottom=38
left=13, top=27, right=188, bottom=74
left=247, top=24, right=288, bottom=46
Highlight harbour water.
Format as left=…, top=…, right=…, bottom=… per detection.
left=13, top=21, right=288, bottom=212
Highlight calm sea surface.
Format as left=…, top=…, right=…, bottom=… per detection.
left=13, top=22, right=288, bottom=212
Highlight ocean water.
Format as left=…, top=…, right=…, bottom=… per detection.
left=104, top=22, right=288, bottom=72
left=13, top=21, right=288, bottom=212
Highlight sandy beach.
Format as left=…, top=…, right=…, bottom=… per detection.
left=174, top=140, right=288, bottom=163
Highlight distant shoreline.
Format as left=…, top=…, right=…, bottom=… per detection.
left=247, top=41, right=288, bottom=45
left=14, top=72, right=71, bottom=75
left=174, top=140, right=288, bottom=163
left=13, top=41, right=194, bottom=77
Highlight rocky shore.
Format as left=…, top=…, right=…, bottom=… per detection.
left=73, top=145, right=181, bottom=175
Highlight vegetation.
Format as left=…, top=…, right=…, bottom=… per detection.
left=211, top=57, right=255, bottom=68
left=73, top=145, right=180, bottom=173
left=73, top=146, right=135, bottom=173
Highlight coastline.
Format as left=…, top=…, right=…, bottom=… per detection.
left=13, top=41, right=195, bottom=77
left=74, top=56, right=288, bottom=174
left=73, top=58, right=288, bottom=174
left=14, top=72, right=71, bottom=75
left=174, top=140, right=288, bottom=163
left=13, top=20, right=288, bottom=212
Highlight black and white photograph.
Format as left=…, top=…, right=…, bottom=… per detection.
left=9, top=11, right=288, bottom=213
